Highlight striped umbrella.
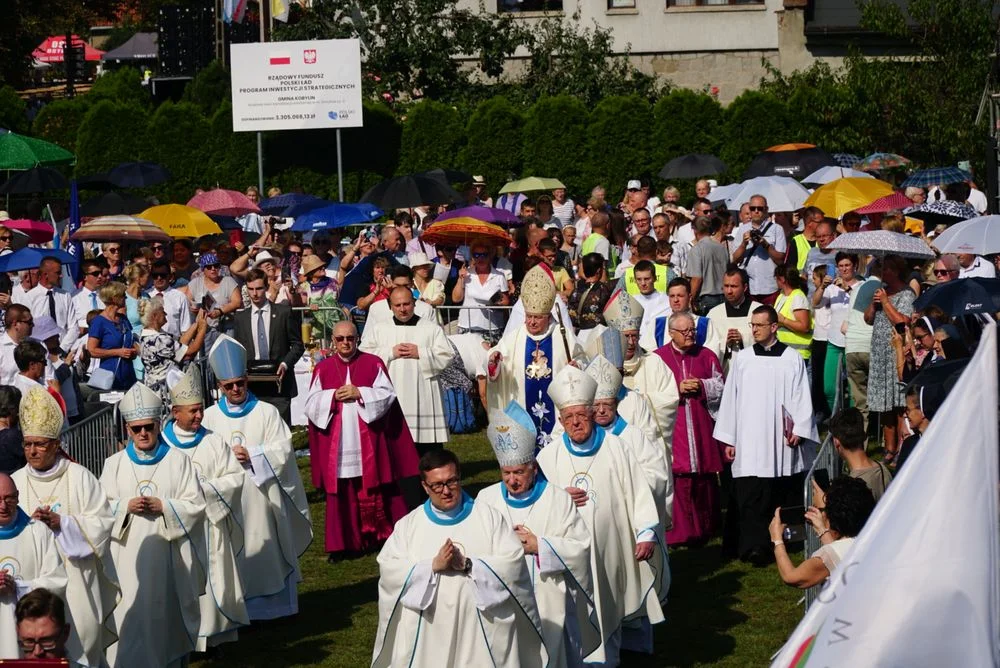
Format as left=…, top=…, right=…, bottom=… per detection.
left=900, top=167, right=972, bottom=188
left=70, top=215, right=171, bottom=243
left=188, top=189, right=261, bottom=217
left=852, top=192, right=914, bottom=215
left=855, top=152, right=910, bottom=171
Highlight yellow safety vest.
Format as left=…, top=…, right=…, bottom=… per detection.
left=792, top=234, right=813, bottom=272
left=775, top=288, right=813, bottom=359
left=624, top=263, right=669, bottom=296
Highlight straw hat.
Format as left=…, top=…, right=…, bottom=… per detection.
left=300, top=254, right=326, bottom=277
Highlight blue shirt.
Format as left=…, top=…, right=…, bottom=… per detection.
left=88, top=314, right=137, bottom=390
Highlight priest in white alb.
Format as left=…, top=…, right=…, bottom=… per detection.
left=359, top=286, right=455, bottom=454
left=487, top=264, right=582, bottom=448
left=714, top=304, right=818, bottom=563
left=163, top=365, right=249, bottom=650
left=202, top=335, right=312, bottom=620
left=477, top=402, right=600, bottom=667
left=13, top=387, right=116, bottom=667
left=99, top=382, right=205, bottom=668
left=705, top=267, right=762, bottom=373
left=372, top=449, right=546, bottom=667
left=537, top=366, right=667, bottom=665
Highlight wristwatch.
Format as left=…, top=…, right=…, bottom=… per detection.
left=462, top=558, right=473, bottom=574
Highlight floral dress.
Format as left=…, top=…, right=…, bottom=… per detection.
left=868, top=288, right=915, bottom=413
left=303, top=277, right=348, bottom=343
left=139, top=328, right=188, bottom=405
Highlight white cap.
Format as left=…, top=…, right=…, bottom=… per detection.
left=487, top=401, right=537, bottom=467
left=120, top=382, right=163, bottom=423
left=585, top=355, right=623, bottom=402
left=547, top=365, right=597, bottom=411
left=209, top=334, right=247, bottom=382
left=627, top=179, right=642, bottom=190
left=168, top=365, right=204, bottom=407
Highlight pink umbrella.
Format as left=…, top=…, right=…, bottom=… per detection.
left=2, top=219, right=54, bottom=243
left=852, top=192, right=914, bottom=215
left=187, top=189, right=261, bottom=217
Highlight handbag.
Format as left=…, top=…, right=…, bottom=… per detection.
left=88, top=320, right=129, bottom=390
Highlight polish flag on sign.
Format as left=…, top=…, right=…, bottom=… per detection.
left=269, top=52, right=291, bottom=65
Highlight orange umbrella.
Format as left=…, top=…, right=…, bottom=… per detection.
left=420, top=218, right=511, bottom=247
left=766, top=143, right=816, bottom=152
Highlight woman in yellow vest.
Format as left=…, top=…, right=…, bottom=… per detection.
left=773, top=264, right=813, bottom=360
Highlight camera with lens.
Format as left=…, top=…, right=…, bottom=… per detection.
left=749, top=228, right=764, bottom=244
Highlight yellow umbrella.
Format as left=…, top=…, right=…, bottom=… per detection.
left=140, top=204, right=222, bottom=238
left=803, top=177, right=895, bottom=219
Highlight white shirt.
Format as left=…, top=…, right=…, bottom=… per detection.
left=459, top=269, right=509, bottom=332
left=71, top=287, right=105, bottom=330
left=0, top=333, right=18, bottom=385
left=823, top=282, right=854, bottom=348
left=250, top=302, right=272, bottom=359
left=551, top=199, right=575, bottom=227
left=144, top=287, right=193, bottom=337
left=959, top=256, right=996, bottom=279
left=17, top=283, right=76, bottom=351
left=733, top=221, right=787, bottom=295
left=967, top=188, right=988, bottom=214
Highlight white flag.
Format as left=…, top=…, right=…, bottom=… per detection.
left=772, top=322, right=999, bottom=668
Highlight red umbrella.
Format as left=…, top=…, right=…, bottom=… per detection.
left=32, top=35, right=104, bottom=63
left=2, top=219, right=54, bottom=244
left=187, top=189, right=261, bottom=217
left=852, top=192, right=914, bottom=215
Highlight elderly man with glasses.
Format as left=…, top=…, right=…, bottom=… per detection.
left=144, top=259, right=193, bottom=337
left=304, top=321, right=418, bottom=563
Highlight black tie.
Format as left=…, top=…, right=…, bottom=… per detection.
left=47, top=290, right=56, bottom=320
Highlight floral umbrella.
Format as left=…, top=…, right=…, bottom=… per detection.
left=852, top=193, right=914, bottom=215
left=826, top=230, right=935, bottom=260
left=854, top=152, right=910, bottom=171
left=420, top=218, right=511, bottom=247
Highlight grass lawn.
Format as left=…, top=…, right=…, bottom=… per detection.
left=195, top=430, right=804, bottom=668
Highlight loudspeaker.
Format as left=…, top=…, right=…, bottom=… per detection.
left=158, top=4, right=215, bottom=76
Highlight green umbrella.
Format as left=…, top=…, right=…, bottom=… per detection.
left=498, top=176, right=566, bottom=194
left=0, top=132, right=74, bottom=170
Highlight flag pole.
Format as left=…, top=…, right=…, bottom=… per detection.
left=256, top=0, right=266, bottom=196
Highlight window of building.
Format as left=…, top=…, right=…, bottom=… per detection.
left=608, top=0, right=637, bottom=8
left=667, top=0, right=764, bottom=6
left=498, top=0, right=563, bottom=12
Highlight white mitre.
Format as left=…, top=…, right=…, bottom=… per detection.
left=120, top=382, right=163, bottom=423
left=487, top=401, right=537, bottom=468
left=547, top=364, right=597, bottom=410
left=585, top=354, right=624, bottom=402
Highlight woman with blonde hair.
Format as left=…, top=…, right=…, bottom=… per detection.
left=123, top=262, right=150, bottom=379
left=138, top=298, right=207, bottom=403
left=87, top=282, right=138, bottom=390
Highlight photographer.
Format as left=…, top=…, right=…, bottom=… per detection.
left=770, top=476, right=876, bottom=589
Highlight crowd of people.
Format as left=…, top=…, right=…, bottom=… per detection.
left=0, top=169, right=989, bottom=666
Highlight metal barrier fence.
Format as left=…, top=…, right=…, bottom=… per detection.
left=62, top=404, right=122, bottom=478
left=802, top=360, right=847, bottom=611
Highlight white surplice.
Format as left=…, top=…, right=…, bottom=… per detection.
left=100, top=445, right=205, bottom=668
left=361, top=299, right=435, bottom=343
left=706, top=299, right=763, bottom=373
left=163, top=422, right=249, bottom=649
left=622, top=352, right=680, bottom=447
left=359, top=318, right=455, bottom=443
left=372, top=497, right=546, bottom=668
left=536, top=430, right=667, bottom=666
left=713, top=343, right=819, bottom=478
left=202, top=397, right=312, bottom=620
left=13, top=458, right=117, bottom=667
left=477, top=480, right=600, bottom=668
left=0, top=514, right=67, bottom=659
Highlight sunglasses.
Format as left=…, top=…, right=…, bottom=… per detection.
left=128, top=423, right=156, bottom=434
left=204, top=264, right=220, bottom=270
left=334, top=335, right=357, bottom=342
left=107, top=247, right=121, bottom=253
left=151, top=244, right=164, bottom=250
left=85, top=270, right=103, bottom=277
left=151, top=272, right=169, bottom=279
left=749, top=206, right=766, bottom=212
left=472, top=252, right=489, bottom=259
left=0, top=235, right=11, bottom=242
left=933, top=269, right=955, bottom=276
left=221, top=379, right=246, bottom=390
left=287, top=251, right=302, bottom=257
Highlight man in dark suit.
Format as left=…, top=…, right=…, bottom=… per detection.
left=233, top=268, right=304, bottom=424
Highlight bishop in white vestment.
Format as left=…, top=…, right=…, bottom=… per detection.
left=99, top=383, right=205, bottom=668
left=373, top=449, right=546, bottom=668
left=163, top=365, right=249, bottom=650
left=201, top=335, right=312, bottom=620
left=537, top=366, right=666, bottom=665
left=359, top=286, right=455, bottom=449
left=13, top=388, right=116, bottom=667
left=477, top=402, right=599, bottom=667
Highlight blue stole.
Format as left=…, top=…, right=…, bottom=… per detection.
left=603, top=415, right=628, bottom=436
left=218, top=392, right=259, bottom=418
left=501, top=478, right=547, bottom=509
left=423, top=492, right=474, bottom=526
left=125, top=438, right=170, bottom=465
left=561, top=427, right=605, bottom=457
left=524, top=333, right=555, bottom=445
left=162, top=420, right=207, bottom=450
left=0, top=509, right=30, bottom=539
left=654, top=314, right=709, bottom=348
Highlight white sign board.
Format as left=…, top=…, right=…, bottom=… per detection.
left=230, top=39, right=363, bottom=132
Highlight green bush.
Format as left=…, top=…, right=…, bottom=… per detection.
left=32, top=98, right=91, bottom=152
left=584, top=95, right=653, bottom=193
left=719, top=90, right=794, bottom=180
left=88, top=68, right=151, bottom=109
left=0, top=86, right=28, bottom=134
left=651, top=89, right=724, bottom=170
left=183, top=60, right=231, bottom=117
left=521, top=95, right=589, bottom=197
left=207, top=101, right=257, bottom=191
left=146, top=101, right=212, bottom=202
left=397, top=100, right=465, bottom=176
left=459, top=96, right=524, bottom=194
left=74, top=100, right=149, bottom=177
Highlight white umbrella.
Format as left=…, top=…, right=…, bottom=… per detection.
left=707, top=182, right=742, bottom=206
left=827, top=230, right=935, bottom=260
left=723, top=176, right=810, bottom=213
left=800, top=166, right=875, bottom=187
left=931, top=215, right=1000, bottom=256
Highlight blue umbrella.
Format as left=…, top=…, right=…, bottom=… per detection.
left=913, top=277, right=1000, bottom=317
left=290, top=202, right=384, bottom=232
left=0, top=247, right=77, bottom=273
left=258, top=193, right=322, bottom=216
left=900, top=167, right=972, bottom=188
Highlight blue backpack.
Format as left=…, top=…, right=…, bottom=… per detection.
left=444, top=387, right=477, bottom=434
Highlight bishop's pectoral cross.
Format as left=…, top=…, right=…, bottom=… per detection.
left=525, top=343, right=552, bottom=380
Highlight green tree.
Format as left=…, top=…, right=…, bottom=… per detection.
left=459, top=97, right=524, bottom=192
left=521, top=95, right=589, bottom=196
left=719, top=90, right=794, bottom=179
left=651, top=89, right=723, bottom=171
left=32, top=98, right=92, bottom=151
left=146, top=101, right=212, bottom=202
left=88, top=67, right=152, bottom=109
left=0, top=86, right=29, bottom=134
left=207, top=101, right=257, bottom=191
left=183, top=60, right=231, bottom=117
left=584, top=95, right=653, bottom=192
left=397, top=100, right=466, bottom=175
left=74, top=100, right=149, bottom=177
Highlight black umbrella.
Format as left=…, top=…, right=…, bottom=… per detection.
left=360, top=174, right=463, bottom=209
left=913, top=278, right=1000, bottom=317
left=420, top=168, right=473, bottom=185
left=742, top=147, right=837, bottom=180
left=107, top=161, right=171, bottom=188
left=80, top=191, right=150, bottom=217
left=0, top=167, right=68, bottom=194
left=658, top=154, right=727, bottom=180
left=76, top=172, right=115, bottom=190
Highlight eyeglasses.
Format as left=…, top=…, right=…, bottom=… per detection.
left=749, top=206, right=766, bottom=212
left=221, top=379, right=246, bottom=390
left=670, top=328, right=695, bottom=336
left=0, top=494, right=18, bottom=505
left=151, top=272, right=169, bottom=279
left=287, top=251, right=302, bottom=257
left=204, top=264, right=220, bottom=270
left=932, top=269, right=956, bottom=276
left=424, top=477, right=460, bottom=493
left=128, top=423, right=156, bottom=435
left=18, top=318, right=33, bottom=326
left=334, top=335, right=357, bottom=342
left=107, top=247, right=120, bottom=253
left=471, top=252, right=489, bottom=259
left=85, top=270, right=103, bottom=277
left=0, top=235, right=11, bottom=242
left=18, top=635, right=61, bottom=652
left=151, top=244, right=164, bottom=251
